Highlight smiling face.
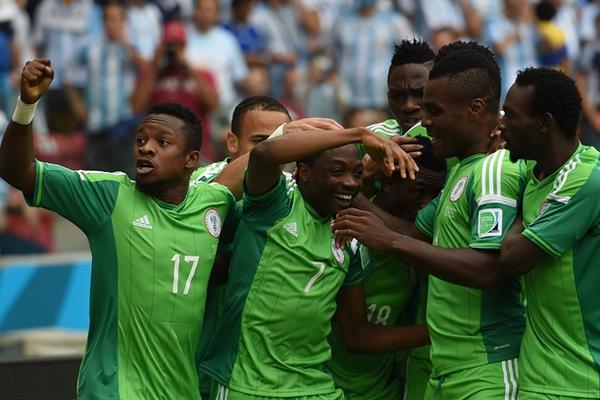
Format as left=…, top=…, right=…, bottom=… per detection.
left=133, top=114, right=199, bottom=191
left=422, top=77, right=473, bottom=159
left=500, top=84, right=541, bottom=162
left=298, top=144, right=363, bottom=217
left=388, top=63, right=430, bottom=132
left=226, top=109, right=291, bottom=159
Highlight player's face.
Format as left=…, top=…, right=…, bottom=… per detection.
left=194, top=0, right=219, bottom=31
left=302, top=145, right=363, bottom=217
left=422, top=77, right=472, bottom=159
left=133, top=114, right=197, bottom=188
left=388, top=63, right=429, bottom=132
left=227, top=109, right=291, bottom=159
left=500, top=84, right=539, bottom=162
left=378, top=171, right=442, bottom=220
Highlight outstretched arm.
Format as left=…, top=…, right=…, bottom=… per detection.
left=332, top=209, right=504, bottom=289
left=247, top=126, right=418, bottom=196
left=0, top=59, right=54, bottom=195
left=335, top=285, right=429, bottom=353
left=499, top=218, right=547, bottom=277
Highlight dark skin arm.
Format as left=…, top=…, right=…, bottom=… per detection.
left=0, top=59, right=54, bottom=195
left=332, top=209, right=504, bottom=289
left=499, top=217, right=547, bottom=277
left=335, top=285, right=429, bottom=353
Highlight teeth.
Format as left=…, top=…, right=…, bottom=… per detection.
left=335, top=194, right=353, bottom=200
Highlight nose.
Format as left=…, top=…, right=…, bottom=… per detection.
left=138, top=141, right=156, bottom=156
left=402, top=96, right=421, bottom=113
left=342, top=173, right=361, bottom=191
left=421, top=113, right=432, bottom=128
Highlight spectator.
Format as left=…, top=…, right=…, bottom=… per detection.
left=305, top=50, right=344, bottom=121
left=580, top=0, right=600, bottom=44
left=417, top=0, right=483, bottom=50
left=249, top=0, right=319, bottom=98
left=186, top=0, right=249, bottom=113
left=0, top=0, right=19, bottom=117
left=334, top=0, right=413, bottom=109
left=65, top=1, right=143, bottom=175
left=548, top=0, right=580, bottom=62
left=222, top=0, right=267, bottom=67
left=32, top=0, right=95, bottom=131
left=132, top=20, right=220, bottom=163
left=486, top=0, right=537, bottom=99
left=577, top=13, right=600, bottom=148
left=126, top=0, right=162, bottom=61
left=534, top=0, right=569, bottom=72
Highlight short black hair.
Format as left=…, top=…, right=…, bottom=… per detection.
left=388, top=39, right=435, bottom=79
left=535, top=0, right=557, bottom=21
left=147, top=103, right=202, bottom=151
left=429, top=47, right=501, bottom=113
left=515, top=67, right=582, bottom=138
left=436, top=40, right=501, bottom=81
left=231, top=96, right=290, bottom=136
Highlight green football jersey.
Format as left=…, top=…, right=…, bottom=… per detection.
left=327, top=249, right=416, bottom=400
left=199, top=174, right=371, bottom=397
left=408, top=269, right=430, bottom=360
left=26, top=160, right=238, bottom=399
left=415, top=149, right=526, bottom=377
left=520, top=144, right=600, bottom=398
left=191, top=158, right=231, bottom=184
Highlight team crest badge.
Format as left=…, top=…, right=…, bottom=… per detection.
left=450, top=176, right=468, bottom=202
left=205, top=209, right=222, bottom=238
left=332, top=239, right=345, bottom=264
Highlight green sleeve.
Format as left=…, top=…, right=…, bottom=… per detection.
left=415, top=195, right=440, bottom=240
left=469, top=152, right=525, bottom=250
left=25, top=160, right=121, bottom=233
left=213, top=184, right=241, bottom=254
left=242, top=173, right=293, bottom=223
left=523, top=168, right=600, bottom=258
left=343, top=241, right=373, bottom=287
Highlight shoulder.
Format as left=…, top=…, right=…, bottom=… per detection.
left=368, top=119, right=400, bottom=138
left=469, top=150, right=526, bottom=204
left=547, top=146, right=600, bottom=204
left=70, top=167, right=133, bottom=185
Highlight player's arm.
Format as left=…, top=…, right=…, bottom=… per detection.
left=499, top=217, right=547, bottom=276
left=350, top=198, right=426, bottom=240
left=0, top=59, right=53, bottom=195
left=332, top=210, right=504, bottom=289
left=247, top=125, right=418, bottom=196
left=334, top=285, right=429, bottom=353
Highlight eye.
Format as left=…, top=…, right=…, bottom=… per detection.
left=354, top=167, right=364, bottom=179
left=136, top=137, right=146, bottom=146
left=328, top=168, right=344, bottom=177
left=159, top=138, right=169, bottom=146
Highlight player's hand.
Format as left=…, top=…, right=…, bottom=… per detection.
left=361, top=129, right=419, bottom=179
left=390, top=135, right=423, bottom=158
left=20, top=59, right=54, bottom=104
left=488, top=116, right=506, bottom=153
left=332, top=207, right=396, bottom=252
left=284, top=117, right=344, bottom=134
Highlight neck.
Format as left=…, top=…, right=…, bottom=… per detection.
left=138, top=180, right=189, bottom=205
left=535, top=135, right=580, bottom=179
left=299, top=184, right=330, bottom=218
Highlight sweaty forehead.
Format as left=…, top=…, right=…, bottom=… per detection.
left=140, top=114, right=184, bottom=134
left=318, top=144, right=361, bottom=165
left=389, top=63, right=430, bottom=87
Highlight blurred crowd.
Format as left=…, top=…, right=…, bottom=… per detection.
left=1, top=0, right=600, bottom=254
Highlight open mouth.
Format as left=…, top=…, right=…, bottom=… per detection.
left=333, top=193, right=355, bottom=204
left=136, top=158, right=155, bottom=175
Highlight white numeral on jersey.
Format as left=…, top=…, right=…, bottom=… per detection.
left=171, top=254, right=200, bottom=295
left=304, top=262, right=326, bottom=293
left=367, top=304, right=392, bottom=325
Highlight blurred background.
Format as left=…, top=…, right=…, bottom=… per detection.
left=0, top=0, right=599, bottom=393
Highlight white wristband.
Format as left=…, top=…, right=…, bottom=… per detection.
left=12, top=96, right=38, bottom=126
left=267, top=123, right=287, bottom=140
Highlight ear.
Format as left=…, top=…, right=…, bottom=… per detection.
left=297, top=163, right=311, bottom=184
left=185, top=150, right=201, bottom=169
left=468, top=98, right=486, bottom=120
left=225, top=131, right=239, bottom=156
left=540, top=112, right=554, bottom=134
